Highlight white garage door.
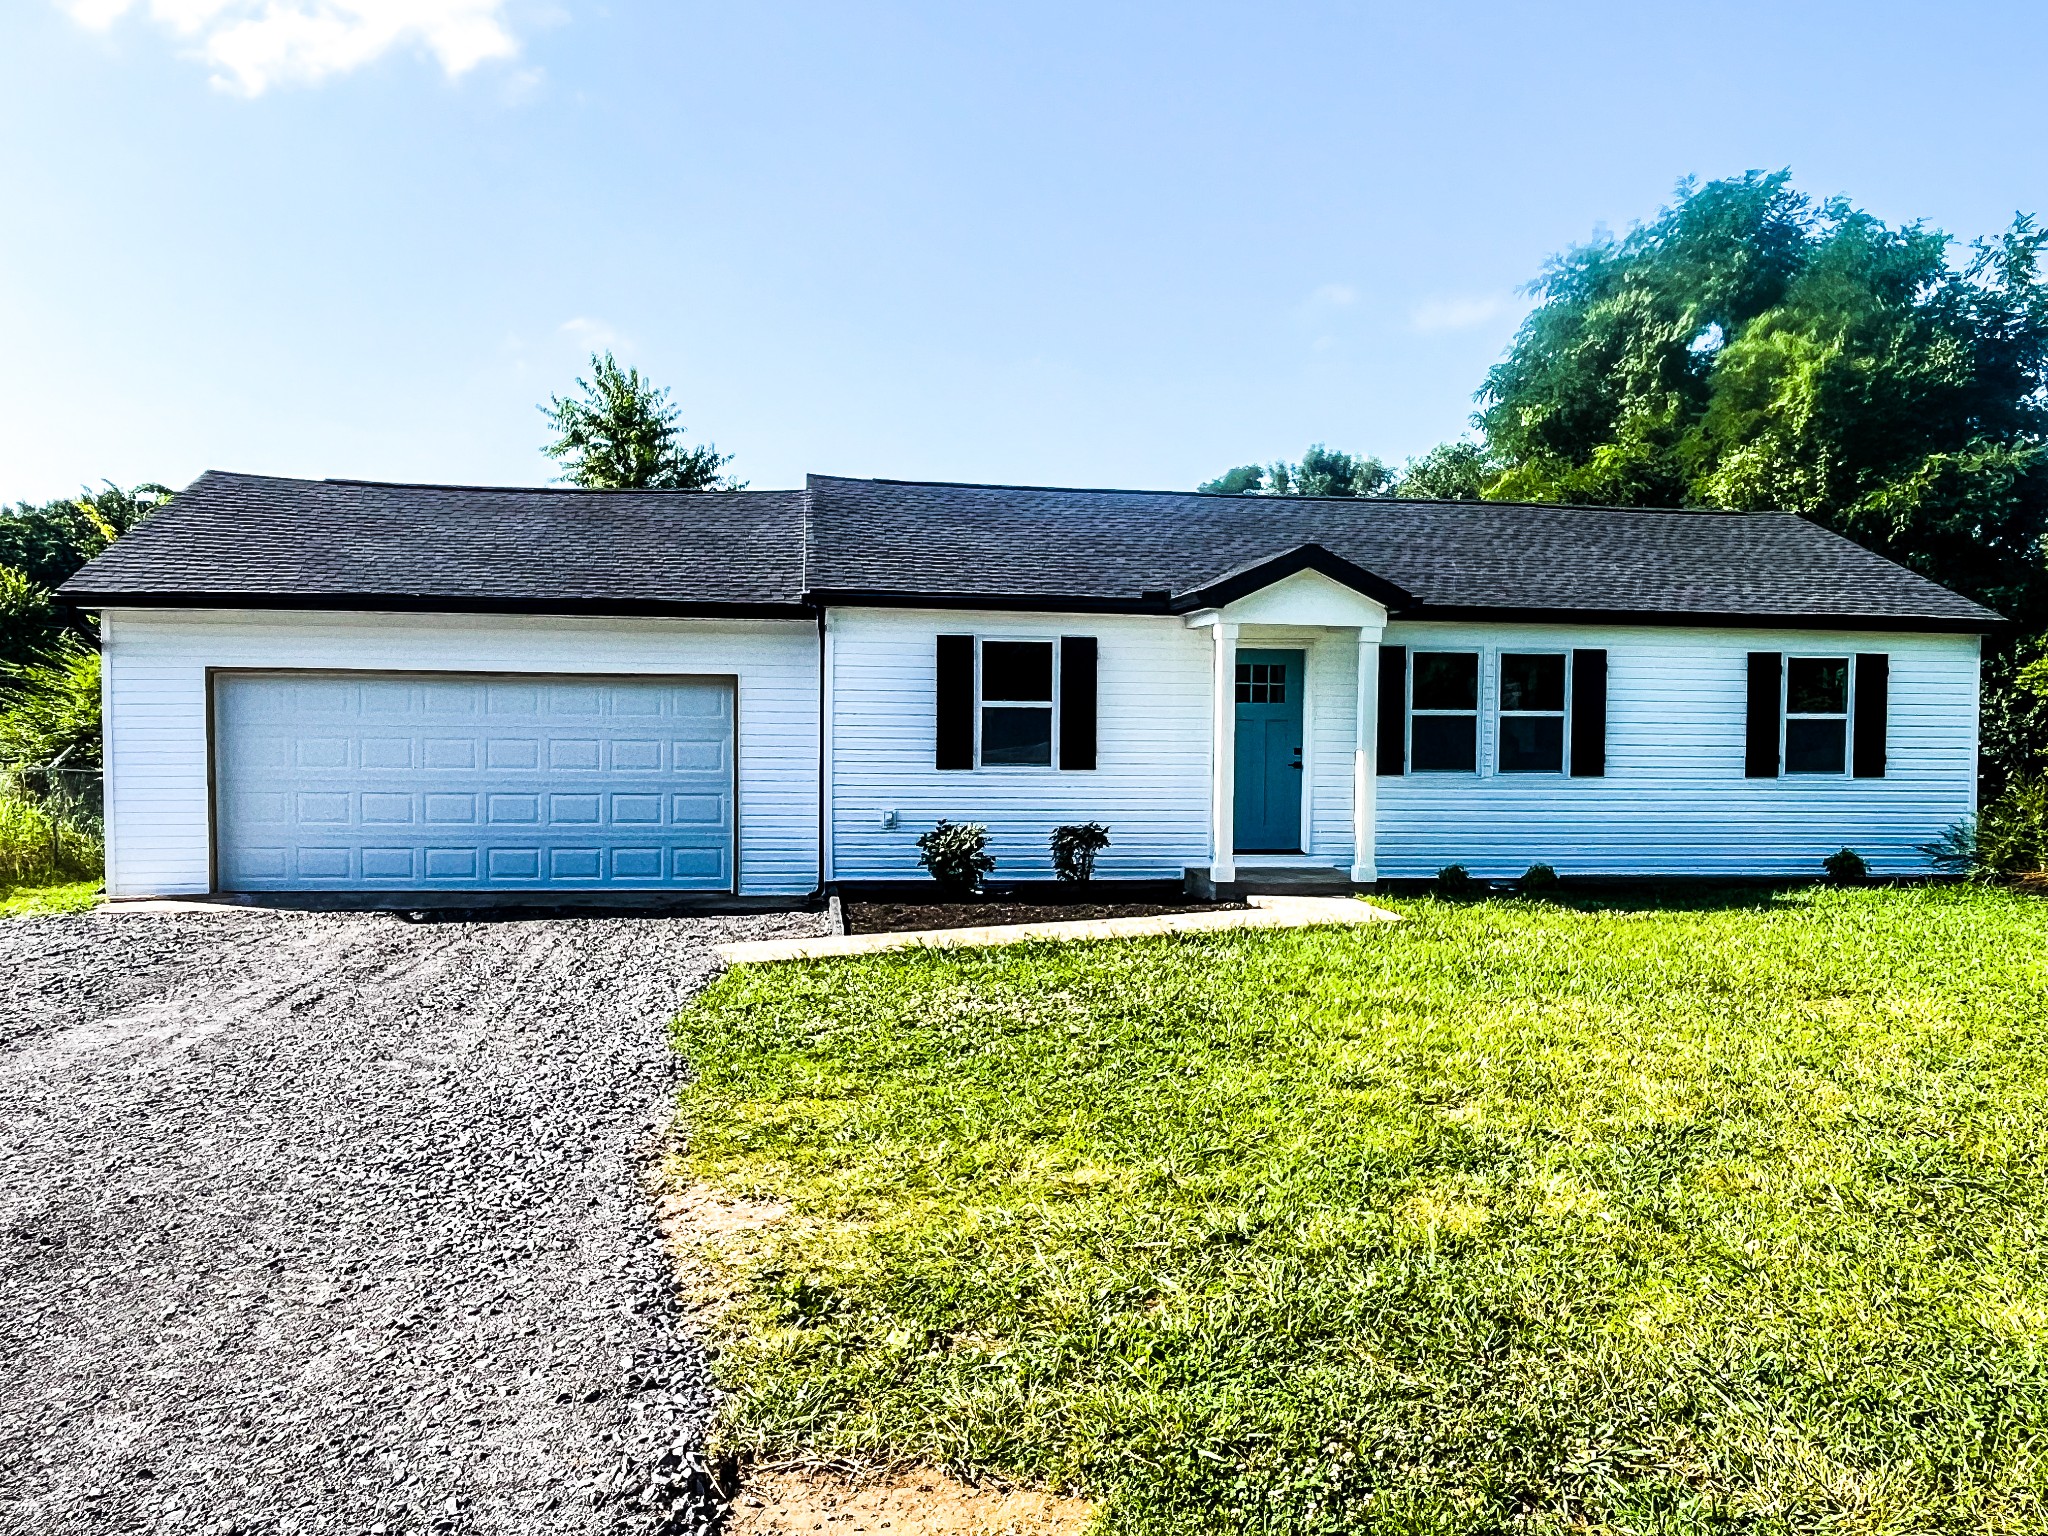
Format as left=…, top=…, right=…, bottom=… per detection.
left=214, top=671, right=735, bottom=892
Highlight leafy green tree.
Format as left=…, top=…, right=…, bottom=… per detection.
left=0, top=481, right=169, bottom=594
left=1392, top=441, right=1493, bottom=501
left=0, top=481, right=170, bottom=673
left=1198, top=444, right=1393, bottom=497
left=1475, top=173, right=2048, bottom=786
left=0, top=568, right=59, bottom=672
left=1198, top=464, right=1268, bottom=496
left=540, top=352, right=743, bottom=490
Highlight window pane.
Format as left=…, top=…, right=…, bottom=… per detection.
left=1499, top=715, right=1564, bottom=772
left=982, top=641, right=1053, bottom=702
left=1500, top=653, right=1565, bottom=712
left=1787, top=657, right=1847, bottom=715
left=1786, top=718, right=1846, bottom=774
left=1412, top=652, right=1478, bottom=711
left=1235, top=662, right=1288, bottom=704
left=1411, top=714, right=1477, bottom=772
left=982, top=706, right=1052, bottom=765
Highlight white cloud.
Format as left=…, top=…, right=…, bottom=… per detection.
left=1304, top=282, right=1357, bottom=311
left=558, top=316, right=623, bottom=354
left=59, top=0, right=520, bottom=94
left=1409, top=293, right=1517, bottom=334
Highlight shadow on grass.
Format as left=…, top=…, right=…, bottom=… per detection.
left=1381, top=878, right=1971, bottom=915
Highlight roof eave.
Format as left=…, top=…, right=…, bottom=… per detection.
left=65, top=590, right=816, bottom=621
left=1389, top=603, right=2006, bottom=634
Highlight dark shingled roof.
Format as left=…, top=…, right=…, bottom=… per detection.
left=61, top=469, right=2004, bottom=631
left=803, top=476, right=2003, bottom=630
left=61, top=471, right=811, bottom=617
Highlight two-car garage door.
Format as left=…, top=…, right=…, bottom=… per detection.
left=213, top=671, right=735, bottom=892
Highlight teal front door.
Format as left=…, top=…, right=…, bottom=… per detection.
left=1233, top=648, right=1304, bottom=853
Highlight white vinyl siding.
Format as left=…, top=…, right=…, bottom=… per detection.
left=827, top=608, right=1215, bottom=880
left=828, top=612, right=1977, bottom=883
left=1374, top=622, right=1979, bottom=878
left=99, top=608, right=819, bottom=898
left=100, top=604, right=1982, bottom=898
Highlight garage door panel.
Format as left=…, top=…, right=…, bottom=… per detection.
left=215, top=672, right=735, bottom=892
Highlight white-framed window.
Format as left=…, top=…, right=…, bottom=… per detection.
left=1497, top=652, right=1567, bottom=773
left=1410, top=651, right=1479, bottom=772
left=978, top=639, right=1055, bottom=767
left=1784, top=656, right=1849, bottom=774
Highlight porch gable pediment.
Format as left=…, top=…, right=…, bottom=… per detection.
left=1177, top=544, right=1400, bottom=631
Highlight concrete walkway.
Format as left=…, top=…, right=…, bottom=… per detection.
left=714, top=892, right=1400, bottom=965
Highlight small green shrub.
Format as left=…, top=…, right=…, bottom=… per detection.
left=1436, top=863, right=1474, bottom=896
left=1048, top=822, right=1110, bottom=883
left=916, top=819, right=993, bottom=894
left=1520, top=862, right=1559, bottom=894
left=1824, top=847, right=1869, bottom=884
left=1923, top=777, right=2048, bottom=881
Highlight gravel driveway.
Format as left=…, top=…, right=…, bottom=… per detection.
left=0, top=904, right=822, bottom=1536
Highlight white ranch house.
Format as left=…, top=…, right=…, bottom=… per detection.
left=63, top=472, right=1998, bottom=901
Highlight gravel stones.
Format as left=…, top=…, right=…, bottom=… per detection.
left=0, top=905, right=822, bottom=1534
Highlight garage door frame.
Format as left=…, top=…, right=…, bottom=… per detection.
left=205, top=666, right=743, bottom=896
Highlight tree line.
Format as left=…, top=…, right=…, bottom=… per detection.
left=1203, top=172, right=2048, bottom=793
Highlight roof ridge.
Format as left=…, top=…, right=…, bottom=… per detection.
left=812, top=472, right=1787, bottom=519
left=315, top=476, right=798, bottom=496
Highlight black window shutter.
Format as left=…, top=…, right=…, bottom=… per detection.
left=1376, top=644, right=1407, bottom=776
left=935, top=634, right=974, bottom=770
left=1059, top=636, right=1098, bottom=770
left=1569, top=649, right=1607, bottom=777
left=1853, top=653, right=1889, bottom=778
left=1745, top=651, right=1781, bottom=778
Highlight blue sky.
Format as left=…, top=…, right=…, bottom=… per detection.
left=3, top=1, right=2042, bottom=502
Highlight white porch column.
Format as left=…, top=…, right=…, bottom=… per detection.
left=1210, top=621, right=1239, bottom=884
left=1351, top=629, right=1379, bottom=883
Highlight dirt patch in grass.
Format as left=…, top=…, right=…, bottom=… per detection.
left=726, top=1467, right=1092, bottom=1536
left=844, top=899, right=1242, bottom=934
left=655, top=1185, right=787, bottom=1248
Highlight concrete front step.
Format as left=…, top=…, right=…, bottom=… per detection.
left=1183, top=865, right=1362, bottom=900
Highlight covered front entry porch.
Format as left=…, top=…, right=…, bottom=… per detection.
left=1180, top=557, right=1390, bottom=889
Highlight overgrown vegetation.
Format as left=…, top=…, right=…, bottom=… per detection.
left=0, top=787, right=101, bottom=889
left=0, top=481, right=154, bottom=905
left=674, top=887, right=2048, bottom=1534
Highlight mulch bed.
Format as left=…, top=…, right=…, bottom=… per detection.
left=843, top=899, right=1247, bottom=935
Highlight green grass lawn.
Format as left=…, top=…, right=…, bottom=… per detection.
left=0, top=877, right=101, bottom=917
left=671, top=886, right=2048, bottom=1535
